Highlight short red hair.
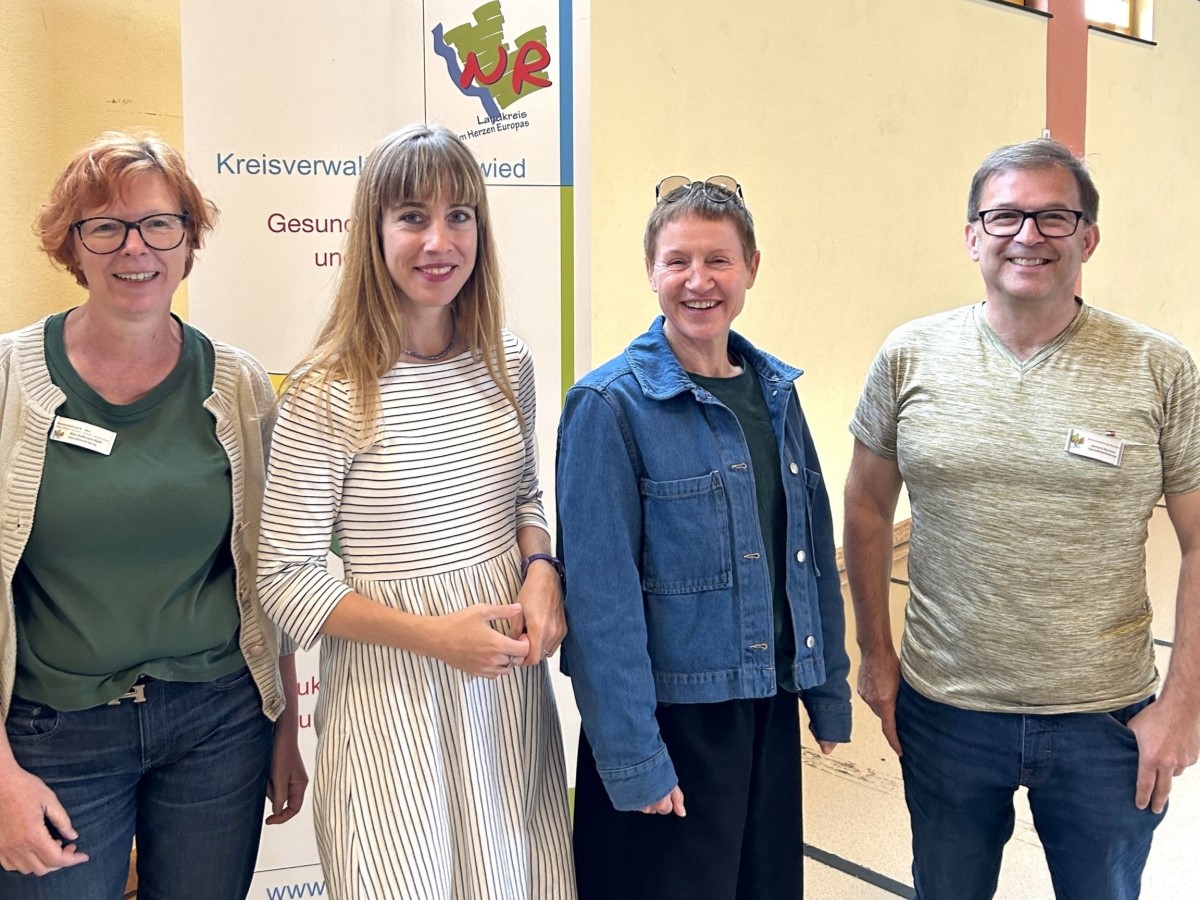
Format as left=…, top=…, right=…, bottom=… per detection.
left=36, top=131, right=218, bottom=287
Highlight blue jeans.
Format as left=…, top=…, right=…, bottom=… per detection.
left=896, top=678, right=1164, bottom=900
left=0, top=667, right=274, bottom=900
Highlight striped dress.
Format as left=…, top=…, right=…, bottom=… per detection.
left=257, top=332, right=575, bottom=899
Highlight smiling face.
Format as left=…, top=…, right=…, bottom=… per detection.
left=647, top=213, right=760, bottom=370
left=73, top=172, right=189, bottom=321
left=380, top=193, right=478, bottom=318
left=965, top=165, right=1099, bottom=311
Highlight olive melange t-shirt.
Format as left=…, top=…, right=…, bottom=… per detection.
left=13, top=311, right=246, bottom=711
left=850, top=302, right=1200, bottom=713
left=691, top=362, right=797, bottom=691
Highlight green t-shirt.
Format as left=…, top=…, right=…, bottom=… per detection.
left=851, top=302, right=1200, bottom=713
left=691, top=362, right=796, bottom=691
left=13, top=311, right=246, bottom=711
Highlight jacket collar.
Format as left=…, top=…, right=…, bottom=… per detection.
left=624, top=316, right=802, bottom=401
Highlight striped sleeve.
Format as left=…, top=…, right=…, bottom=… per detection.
left=257, top=378, right=355, bottom=650
left=512, top=336, right=548, bottom=532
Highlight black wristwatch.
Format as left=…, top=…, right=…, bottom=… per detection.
left=520, top=552, right=565, bottom=586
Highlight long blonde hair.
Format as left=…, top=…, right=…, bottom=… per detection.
left=282, top=124, right=516, bottom=444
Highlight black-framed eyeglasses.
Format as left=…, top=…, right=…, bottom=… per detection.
left=655, top=175, right=744, bottom=204
left=72, top=213, right=189, bottom=254
left=976, top=208, right=1086, bottom=238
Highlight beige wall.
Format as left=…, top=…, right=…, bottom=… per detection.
left=590, top=0, right=1048, bottom=525
left=1086, top=0, right=1200, bottom=353
left=0, top=0, right=183, bottom=333
left=1086, top=0, right=1200, bottom=628
left=5, top=0, right=1199, bottom=529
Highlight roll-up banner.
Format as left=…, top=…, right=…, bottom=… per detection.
left=182, top=3, right=588, bottom=893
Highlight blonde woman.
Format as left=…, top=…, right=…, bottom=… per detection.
left=257, top=124, right=574, bottom=899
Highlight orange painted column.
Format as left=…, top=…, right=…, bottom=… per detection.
left=1045, top=0, right=1089, bottom=154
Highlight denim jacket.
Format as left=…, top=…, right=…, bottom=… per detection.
left=556, top=317, right=851, bottom=810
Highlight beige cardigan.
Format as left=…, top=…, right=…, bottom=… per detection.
left=0, top=316, right=292, bottom=719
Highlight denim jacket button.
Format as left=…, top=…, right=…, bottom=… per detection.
left=805, top=635, right=816, bottom=649
left=795, top=549, right=807, bottom=564
left=789, top=462, right=800, bottom=475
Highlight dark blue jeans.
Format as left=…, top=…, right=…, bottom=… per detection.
left=896, top=677, right=1164, bottom=900
left=0, top=667, right=273, bottom=900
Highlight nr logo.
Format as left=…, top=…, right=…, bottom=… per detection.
left=433, top=1, right=552, bottom=118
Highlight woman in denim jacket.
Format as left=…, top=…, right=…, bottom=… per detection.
left=557, top=177, right=851, bottom=899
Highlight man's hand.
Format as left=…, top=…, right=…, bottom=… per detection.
left=857, top=648, right=903, bottom=757
left=1136, top=490, right=1200, bottom=813
left=1127, top=694, right=1200, bottom=813
left=844, top=439, right=905, bottom=758
left=0, top=763, right=88, bottom=876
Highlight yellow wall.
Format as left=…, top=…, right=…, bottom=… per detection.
left=1086, top=0, right=1200, bottom=353
left=6, top=0, right=1200, bottom=529
left=590, top=0, right=1048, bottom=525
left=0, top=0, right=183, bottom=333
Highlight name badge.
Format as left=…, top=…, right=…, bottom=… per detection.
left=1065, top=427, right=1124, bottom=467
left=50, top=416, right=117, bottom=456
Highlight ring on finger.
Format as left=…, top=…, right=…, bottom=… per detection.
left=507, top=655, right=517, bottom=668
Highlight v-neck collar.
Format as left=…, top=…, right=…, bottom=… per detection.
left=973, top=299, right=1089, bottom=374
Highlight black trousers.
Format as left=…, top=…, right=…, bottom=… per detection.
left=573, top=691, right=804, bottom=900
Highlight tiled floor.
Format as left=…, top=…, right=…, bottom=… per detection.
left=802, top=507, right=1199, bottom=898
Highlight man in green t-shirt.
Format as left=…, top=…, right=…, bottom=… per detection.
left=844, top=138, right=1200, bottom=900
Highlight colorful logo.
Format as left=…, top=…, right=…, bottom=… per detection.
left=433, top=1, right=553, bottom=118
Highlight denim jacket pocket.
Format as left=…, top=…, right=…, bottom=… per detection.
left=639, top=471, right=732, bottom=594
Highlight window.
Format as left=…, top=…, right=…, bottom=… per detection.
left=996, top=1, right=1151, bottom=42
left=1087, top=0, right=1134, bottom=34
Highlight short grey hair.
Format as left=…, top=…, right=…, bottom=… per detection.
left=644, top=183, right=757, bottom=264
left=966, top=138, right=1099, bottom=225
